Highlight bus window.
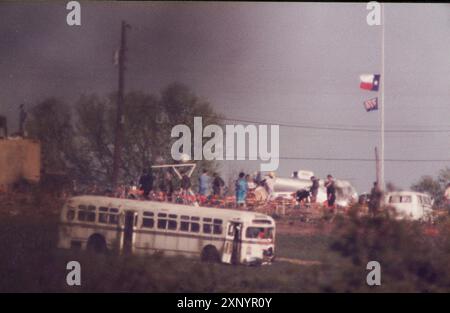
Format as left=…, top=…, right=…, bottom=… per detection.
left=202, top=218, right=221, bottom=234
left=168, top=219, right=177, bottom=230
left=157, top=213, right=177, bottom=230
left=191, top=222, right=200, bottom=233
left=213, top=219, right=223, bottom=235
left=142, top=211, right=154, bottom=228
left=86, top=205, right=96, bottom=222
left=98, top=207, right=108, bottom=223
left=180, top=221, right=189, bottom=231
left=190, top=217, right=200, bottom=233
left=109, top=208, right=119, bottom=225
left=77, top=205, right=87, bottom=221
left=181, top=217, right=198, bottom=232
left=78, top=205, right=96, bottom=222
left=66, top=207, right=75, bottom=221
left=246, top=227, right=274, bottom=240
left=157, top=218, right=167, bottom=229
left=203, top=223, right=212, bottom=234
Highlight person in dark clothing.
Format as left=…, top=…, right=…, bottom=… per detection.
left=369, top=181, right=382, bottom=216
left=165, top=172, right=174, bottom=202
left=295, top=189, right=310, bottom=203
left=158, top=172, right=167, bottom=193
left=139, top=169, right=153, bottom=199
left=325, top=174, right=336, bottom=208
left=212, top=172, right=225, bottom=196
left=179, top=172, right=193, bottom=203
left=255, top=171, right=262, bottom=186
left=181, top=173, right=191, bottom=191
left=19, top=104, right=27, bottom=136
left=0, top=115, right=7, bottom=138
left=310, top=176, right=320, bottom=203
left=158, top=171, right=174, bottom=202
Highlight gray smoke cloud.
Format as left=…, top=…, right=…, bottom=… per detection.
left=1, top=2, right=449, bottom=192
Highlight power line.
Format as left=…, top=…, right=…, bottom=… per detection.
left=224, top=155, right=450, bottom=163
left=275, top=156, right=450, bottom=163
left=215, top=115, right=450, bottom=133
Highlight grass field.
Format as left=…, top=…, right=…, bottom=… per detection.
left=1, top=194, right=450, bottom=292
left=0, top=210, right=347, bottom=292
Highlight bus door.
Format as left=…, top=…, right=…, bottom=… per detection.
left=222, top=222, right=242, bottom=264
left=123, top=210, right=136, bottom=254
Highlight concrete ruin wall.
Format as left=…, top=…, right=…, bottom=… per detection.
left=0, top=138, right=41, bottom=190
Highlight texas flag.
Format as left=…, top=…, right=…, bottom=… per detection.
left=360, top=74, right=380, bottom=91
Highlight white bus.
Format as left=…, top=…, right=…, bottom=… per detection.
left=58, top=195, right=276, bottom=265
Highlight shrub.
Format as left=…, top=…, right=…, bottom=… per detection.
left=326, top=206, right=450, bottom=292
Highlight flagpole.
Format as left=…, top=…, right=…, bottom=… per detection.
left=380, top=2, right=385, bottom=191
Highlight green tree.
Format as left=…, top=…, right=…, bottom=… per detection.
left=437, top=167, right=450, bottom=187
left=411, top=168, right=450, bottom=208
left=386, top=181, right=400, bottom=192
left=73, top=83, right=220, bottom=187
left=161, top=82, right=221, bottom=190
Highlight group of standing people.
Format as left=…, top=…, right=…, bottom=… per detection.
left=235, top=171, right=276, bottom=208
left=133, top=169, right=345, bottom=211
left=198, top=169, right=226, bottom=197
left=133, top=168, right=228, bottom=203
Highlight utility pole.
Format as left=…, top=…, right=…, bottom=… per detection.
left=375, top=146, right=380, bottom=186
left=380, top=3, right=385, bottom=191
left=111, top=20, right=130, bottom=188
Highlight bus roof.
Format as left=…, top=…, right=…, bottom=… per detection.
left=66, top=195, right=275, bottom=224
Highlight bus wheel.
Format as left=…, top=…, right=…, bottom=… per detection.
left=87, top=234, right=107, bottom=253
left=201, top=245, right=220, bottom=263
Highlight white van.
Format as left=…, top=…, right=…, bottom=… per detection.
left=384, top=191, right=434, bottom=221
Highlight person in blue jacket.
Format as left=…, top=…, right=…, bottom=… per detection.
left=235, top=172, right=248, bottom=208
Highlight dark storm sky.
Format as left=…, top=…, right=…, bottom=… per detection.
left=1, top=1, right=449, bottom=192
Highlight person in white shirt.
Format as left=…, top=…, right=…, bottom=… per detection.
left=246, top=174, right=257, bottom=190
left=264, top=172, right=276, bottom=201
